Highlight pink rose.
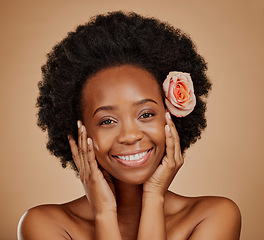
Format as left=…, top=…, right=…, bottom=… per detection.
left=163, top=71, right=196, bottom=117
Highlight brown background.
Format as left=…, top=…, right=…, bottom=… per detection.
left=0, top=0, right=263, bottom=239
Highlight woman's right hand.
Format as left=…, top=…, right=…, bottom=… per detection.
left=68, top=121, right=117, bottom=217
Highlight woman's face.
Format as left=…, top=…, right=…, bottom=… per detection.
left=81, top=65, right=166, bottom=184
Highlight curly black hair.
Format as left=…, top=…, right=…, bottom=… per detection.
left=37, top=11, right=212, bottom=172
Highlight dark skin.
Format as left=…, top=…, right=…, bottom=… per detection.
left=18, top=65, right=241, bottom=240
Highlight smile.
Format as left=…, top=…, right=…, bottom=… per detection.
left=113, top=149, right=152, bottom=167
left=116, top=150, right=148, bottom=161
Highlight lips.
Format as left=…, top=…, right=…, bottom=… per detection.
left=112, top=149, right=152, bottom=167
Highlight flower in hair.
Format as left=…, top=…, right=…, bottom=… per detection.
left=163, top=71, right=196, bottom=117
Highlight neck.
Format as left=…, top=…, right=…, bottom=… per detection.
left=113, top=179, right=143, bottom=238
left=113, top=179, right=143, bottom=221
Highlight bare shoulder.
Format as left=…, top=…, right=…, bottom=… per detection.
left=165, top=192, right=241, bottom=240
left=197, top=195, right=241, bottom=216
left=18, top=197, right=95, bottom=240
left=189, top=196, right=241, bottom=239
left=17, top=204, right=70, bottom=240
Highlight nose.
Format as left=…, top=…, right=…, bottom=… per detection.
left=117, top=120, right=144, bottom=145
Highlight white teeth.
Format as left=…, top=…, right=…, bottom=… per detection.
left=117, top=150, right=148, bottom=161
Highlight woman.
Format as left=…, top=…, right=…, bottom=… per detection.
left=18, top=11, right=241, bottom=240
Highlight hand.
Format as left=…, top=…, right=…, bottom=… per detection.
left=68, top=121, right=117, bottom=217
left=143, top=112, right=184, bottom=197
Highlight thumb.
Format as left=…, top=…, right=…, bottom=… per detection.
left=101, top=169, right=116, bottom=196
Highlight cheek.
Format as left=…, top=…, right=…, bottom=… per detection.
left=151, top=124, right=165, bottom=144
left=85, top=121, right=112, bottom=153
left=144, top=119, right=166, bottom=154
left=155, top=117, right=166, bottom=156
left=89, top=129, right=115, bottom=162
left=155, top=126, right=166, bottom=156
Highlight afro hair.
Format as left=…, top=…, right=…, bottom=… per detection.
left=37, top=11, right=212, bottom=172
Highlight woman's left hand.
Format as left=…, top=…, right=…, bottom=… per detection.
left=143, top=112, right=184, bottom=197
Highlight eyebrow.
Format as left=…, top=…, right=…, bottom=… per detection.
left=93, top=98, right=157, bottom=116
left=133, top=98, right=158, bottom=106
left=93, top=105, right=117, bottom=116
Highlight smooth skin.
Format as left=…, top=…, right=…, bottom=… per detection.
left=18, top=65, right=241, bottom=240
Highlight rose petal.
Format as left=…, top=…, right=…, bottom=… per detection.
left=163, top=71, right=196, bottom=117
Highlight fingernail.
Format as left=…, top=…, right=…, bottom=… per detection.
left=87, top=138, right=91, bottom=145
left=81, top=125, right=84, bottom=133
left=67, top=134, right=71, bottom=140
left=165, top=124, right=170, bottom=132
left=77, top=120, right=81, bottom=128
left=166, top=112, right=171, bottom=119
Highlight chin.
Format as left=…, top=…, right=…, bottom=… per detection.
left=112, top=168, right=157, bottom=186
left=121, top=178, right=147, bottom=185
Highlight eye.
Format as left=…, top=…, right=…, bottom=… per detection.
left=139, top=112, right=155, bottom=119
left=99, top=118, right=116, bottom=126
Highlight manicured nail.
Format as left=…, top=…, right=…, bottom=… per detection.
left=166, top=112, right=171, bottom=119
left=77, top=120, right=81, bottom=128
left=87, top=138, right=91, bottom=145
left=68, top=134, right=74, bottom=140
left=165, top=124, right=170, bottom=132
left=81, top=125, right=84, bottom=133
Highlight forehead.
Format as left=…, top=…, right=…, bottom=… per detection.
left=82, top=65, right=163, bottom=109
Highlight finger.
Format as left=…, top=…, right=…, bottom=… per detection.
left=81, top=125, right=90, bottom=178
left=101, top=169, right=113, bottom=184
left=68, top=134, right=81, bottom=172
left=77, top=120, right=85, bottom=178
left=164, top=124, right=175, bottom=167
left=165, top=112, right=182, bottom=159
left=102, top=169, right=116, bottom=195
left=165, top=112, right=183, bottom=169
left=87, top=137, right=98, bottom=174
